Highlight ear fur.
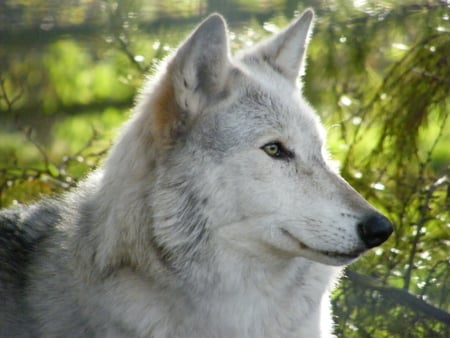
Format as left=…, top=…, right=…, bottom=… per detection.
left=147, top=14, right=231, bottom=145
left=244, top=9, right=314, bottom=83
left=171, top=14, right=231, bottom=112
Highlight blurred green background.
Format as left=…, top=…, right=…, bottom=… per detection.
left=0, top=0, right=449, bottom=336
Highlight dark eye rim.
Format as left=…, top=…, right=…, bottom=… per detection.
left=261, top=142, right=295, bottom=160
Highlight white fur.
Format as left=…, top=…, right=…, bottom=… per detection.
left=83, top=10, right=373, bottom=337
left=82, top=10, right=374, bottom=337
left=10, top=10, right=392, bottom=338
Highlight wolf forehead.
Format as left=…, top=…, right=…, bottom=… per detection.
left=185, top=77, right=326, bottom=153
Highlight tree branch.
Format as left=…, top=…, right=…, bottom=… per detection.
left=346, top=269, right=450, bottom=325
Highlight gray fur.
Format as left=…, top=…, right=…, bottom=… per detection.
left=0, top=10, right=392, bottom=337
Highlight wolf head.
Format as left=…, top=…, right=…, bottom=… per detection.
left=98, top=10, right=392, bottom=275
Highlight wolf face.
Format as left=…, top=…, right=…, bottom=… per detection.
left=113, top=10, right=393, bottom=273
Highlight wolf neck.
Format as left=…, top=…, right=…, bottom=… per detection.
left=211, top=257, right=339, bottom=337
left=179, top=258, right=336, bottom=337
left=96, top=248, right=339, bottom=337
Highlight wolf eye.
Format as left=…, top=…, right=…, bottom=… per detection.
left=261, top=142, right=293, bottom=160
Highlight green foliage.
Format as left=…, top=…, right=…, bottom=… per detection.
left=0, top=0, right=449, bottom=336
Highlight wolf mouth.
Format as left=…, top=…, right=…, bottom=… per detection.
left=280, top=229, right=362, bottom=261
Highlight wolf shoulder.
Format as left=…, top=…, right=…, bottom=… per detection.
left=0, top=200, right=53, bottom=335
left=0, top=197, right=79, bottom=337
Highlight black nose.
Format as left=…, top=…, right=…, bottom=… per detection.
left=358, top=213, right=393, bottom=248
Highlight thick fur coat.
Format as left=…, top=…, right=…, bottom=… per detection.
left=0, top=10, right=392, bottom=337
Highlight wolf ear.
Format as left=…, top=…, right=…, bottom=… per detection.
left=148, top=14, right=231, bottom=145
left=171, top=13, right=230, bottom=112
left=245, top=9, right=314, bottom=84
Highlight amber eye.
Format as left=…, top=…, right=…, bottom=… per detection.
left=261, top=142, right=294, bottom=160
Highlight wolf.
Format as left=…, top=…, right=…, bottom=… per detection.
left=0, top=9, right=393, bottom=338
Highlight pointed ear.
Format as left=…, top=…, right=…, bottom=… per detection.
left=145, top=14, right=231, bottom=146
left=244, top=9, right=314, bottom=84
left=171, top=13, right=231, bottom=114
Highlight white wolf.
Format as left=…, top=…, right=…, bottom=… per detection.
left=0, top=9, right=393, bottom=338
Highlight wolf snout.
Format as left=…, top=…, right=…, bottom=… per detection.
left=357, top=213, right=393, bottom=249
